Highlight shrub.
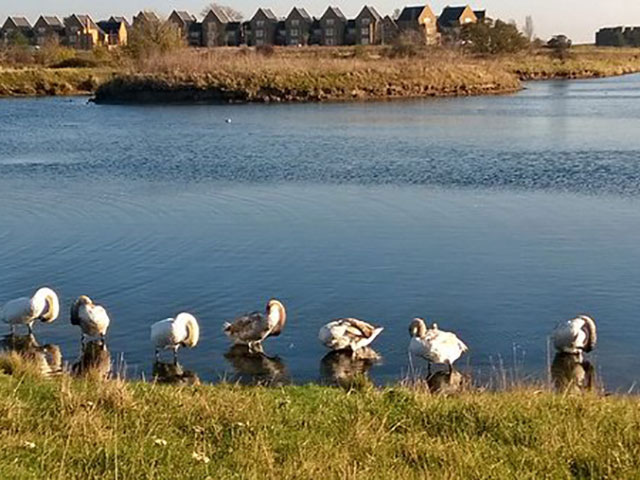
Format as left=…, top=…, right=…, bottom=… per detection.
left=547, top=35, right=572, bottom=60
left=126, top=13, right=185, bottom=60
left=462, top=19, right=530, bottom=54
left=33, top=42, right=76, bottom=66
left=51, top=57, right=99, bottom=69
left=386, top=30, right=424, bottom=58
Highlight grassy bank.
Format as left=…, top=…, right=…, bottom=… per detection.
left=1, top=360, right=640, bottom=479
left=2, top=46, right=640, bottom=102
left=0, top=68, right=115, bottom=97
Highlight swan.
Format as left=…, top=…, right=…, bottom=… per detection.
left=223, top=299, right=286, bottom=353
left=150, top=312, right=200, bottom=361
left=318, top=318, right=383, bottom=358
left=70, top=295, right=110, bottom=342
left=0, top=287, right=60, bottom=334
left=409, top=318, right=468, bottom=373
left=551, top=315, right=597, bottom=358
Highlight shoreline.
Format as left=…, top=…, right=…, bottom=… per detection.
left=2, top=46, right=640, bottom=103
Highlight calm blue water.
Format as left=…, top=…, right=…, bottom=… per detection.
left=1, top=75, right=639, bottom=390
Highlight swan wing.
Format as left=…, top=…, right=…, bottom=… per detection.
left=1, top=297, right=35, bottom=325
left=224, top=312, right=267, bottom=343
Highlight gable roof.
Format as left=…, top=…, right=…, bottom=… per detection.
left=172, top=11, right=196, bottom=23
left=109, top=16, right=130, bottom=26
left=288, top=7, right=312, bottom=22
left=39, top=16, right=64, bottom=28
left=358, top=6, right=382, bottom=21
left=438, top=6, right=469, bottom=27
left=66, top=14, right=101, bottom=31
left=97, top=20, right=124, bottom=34
left=204, top=6, right=232, bottom=23
left=4, top=16, right=32, bottom=29
left=252, top=7, right=278, bottom=22
left=134, top=11, right=160, bottom=24
left=473, top=10, right=486, bottom=20
left=322, top=6, right=347, bottom=21
left=397, top=6, right=425, bottom=22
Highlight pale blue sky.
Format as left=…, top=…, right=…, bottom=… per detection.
left=4, top=1, right=640, bottom=43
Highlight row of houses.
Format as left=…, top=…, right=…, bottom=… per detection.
left=596, top=26, right=640, bottom=47
left=1, top=4, right=486, bottom=50
left=0, top=14, right=128, bottom=49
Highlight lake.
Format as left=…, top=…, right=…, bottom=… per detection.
left=1, top=74, right=639, bottom=391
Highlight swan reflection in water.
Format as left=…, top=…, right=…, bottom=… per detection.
left=0, top=334, right=63, bottom=377
left=224, top=345, right=290, bottom=386
left=551, top=353, right=596, bottom=393
left=426, top=368, right=471, bottom=395
left=320, top=347, right=380, bottom=387
left=71, top=340, right=112, bottom=380
left=152, top=360, right=200, bottom=385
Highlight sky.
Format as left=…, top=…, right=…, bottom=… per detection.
left=3, top=0, right=640, bottom=43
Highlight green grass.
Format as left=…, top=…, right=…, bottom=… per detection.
left=2, top=361, right=640, bottom=479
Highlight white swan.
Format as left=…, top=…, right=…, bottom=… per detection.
left=551, top=315, right=597, bottom=358
left=0, top=287, right=60, bottom=334
left=318, top=318, right=384, bottom=358
left=70, top=295, right=110, bottom=341
left=409, top=318, right=468, bottom=373
left=223, top=299, right=286, bottom=353
left=150, top=312, right=200, bottom=361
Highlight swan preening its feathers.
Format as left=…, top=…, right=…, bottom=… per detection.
left=318, top=318, right=384, bottom=358
left=552, top=315, right=597, bottom=357
left=0, top=287, right=60, bottom=334
left=70, top=295, right=111, bottom=341
left=223, top=299, right=286, bottom=352
left=408, top=318, right=468, bottom=373
left=151, top=313, right=200, bottom=361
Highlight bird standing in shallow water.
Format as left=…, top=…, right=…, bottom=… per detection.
left=551, top=315, right=597, bottom=360
left=408, top=318, right=468, bottom=374
left=318, top=318, right=384, bottom=358
left=151, top=313, right=200, bottom=362
left=223, top=299, right=287, bottom=353
left=0, top=287, right=59, bottom=334
left=70, top=295, right=110, bottom=343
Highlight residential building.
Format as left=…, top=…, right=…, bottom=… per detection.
left=355, top=6, right=382, bottom=45
left=64, top=14, right=104, bottom=49
left=1, top=17, right=33, bottom=45
left=188, top=22, right=203, bottom=46
left=250, top=8, right=278, bottom=46
left=275, top=20, right=287, bottom=45
left=167, top=10, right=197, bottom=38
left=108, top=16, right=130, bottom=28
left=624, top=27, right=640, bottom=46
left=345, top=19, right=357, bottom=45
left=396, top=5, right=439, bottom=44
left=319, top=6, right=346, bottom=46
left=473, top=10, right=486, bottom=22
left=225, top=22, right=244, bottom=46
left=132, top=11, right=160, bottom=28
left=285, top=7, right=312, bottom=46
left=437, top=5, right=478, bottom=41
left=381, top=15, right=400, bottom=44
left=310, top=18, right=322, bottom=45
left=33, top=16, right=64, bottom=46
left=96, top=19, right=128, bottom=47
left=202, top=6, right=232, bottom=47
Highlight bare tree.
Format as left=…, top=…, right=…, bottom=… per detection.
left=524, top=15, right=535, bottom=41
left=201, top=3, right=244, bottom=21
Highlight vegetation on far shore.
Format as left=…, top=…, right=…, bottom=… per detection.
left=1, top=351, right=640, bottom=479
left=2, top=18, right=640, bottom=102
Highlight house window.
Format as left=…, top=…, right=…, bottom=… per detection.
left=256, top=20, right=264, bottom=27
left=291, top=28, right=299, bottom=36
left=256, top=39, right=264, bottom=45
left=68, top=35, right=76, bottom=43
left=326, top=38, right=334, bottom=45
left=361, top=38, right=369, bottom=45
left=361, top=18, right=370, bottom=26
left=361, top=28, right=369, bottom=36
left=256, top=29, right=264, bottom=38
left=38, top=27, right=46, bottom=33
left=424, top=17, right=431, bottom=24
left=464, top=17, right=472, bottom=23
left=326, top=19, right=334, bottom=26
left=326, top=28, right=333, bottom=37
left=291, top=19, right=299, bottom=27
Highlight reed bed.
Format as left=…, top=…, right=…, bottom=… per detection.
left=1, top=353, right=640, bottom=479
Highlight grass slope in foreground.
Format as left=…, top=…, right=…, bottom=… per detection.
left=1, top=367, right=640, bottom=479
